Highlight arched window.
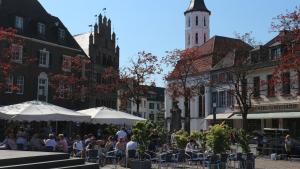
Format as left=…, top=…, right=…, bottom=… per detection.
left=204, top=33, right=207, bottom=43
left=195, top=33, right=198, bottom=44
left=196, top=16, right=198, bottom=26
left=204, top=17, right=206, bottom=27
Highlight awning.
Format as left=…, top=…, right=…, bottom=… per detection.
left=205, top=113, right=234, bottom=120
left=230, top=112, right=300, bottom=120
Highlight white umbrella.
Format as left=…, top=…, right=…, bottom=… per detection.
left=0, top=101, right=90, bottom=122
left=78, top=107, right=146, bottom=126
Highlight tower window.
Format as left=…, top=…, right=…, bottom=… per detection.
left=188, top=34, right=190, bottom=45
left=15, top=16, right=24, bottom=30
left=196, top=16, right=198, bottom=26
left=204, top=17, right=206, bottom=27
left=195, top=33, right=198, bottom=44
left=204, top=33, right=206, bottom=43
left=188, top=17, right=191, bottom=27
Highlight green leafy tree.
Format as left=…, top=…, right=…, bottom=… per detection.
left=206, top=123, right=231, bottom=154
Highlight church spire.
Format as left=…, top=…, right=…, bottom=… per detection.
left=184, top=0, right=211, bottom=15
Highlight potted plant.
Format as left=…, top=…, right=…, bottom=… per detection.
left=190, top=130, right=207, bottom=150
left=237, top=129, right=255, bottom=169
left=131, top=120, right=162, bottom=169
left=206, top=123, right=231, bottom=169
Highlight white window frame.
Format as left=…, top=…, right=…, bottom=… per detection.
left=15, top=16, right=24, bottom=30
left=11, top=44, right=23, bottom=63
left=37, top=72, right=48, bottom=102
left=39, top=49, right=49, bottom=68
left=16, top=76, right=24, bottom=95
left=62, top=55, right=72, bottom=72
left=5, top=75, right=14, bottom=93
left=37, top=22, right=46, bottom=35
left=58, top=28, right=66, bottom=40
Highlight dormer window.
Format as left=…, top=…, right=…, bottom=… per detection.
left=15, top=16, right=24, bottom=30
left=62, top=55, right=72, bottom=72
left=58, top=28, right=66, bottom=41
left=37, top=22, right=46, bottom=35
left=270, top=47, right=281, bottom=60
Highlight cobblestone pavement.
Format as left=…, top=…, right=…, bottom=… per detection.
left=101, top=157, right=300, bottom=169
left=255, top=157, right=300, bottom=169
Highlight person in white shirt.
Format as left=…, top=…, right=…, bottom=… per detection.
left=116, top=128, right=127, bottom=140
left=126, top=136, right=138, bottom=158
left=73, top=135, right=84, bottom=157
left=185, top=139, right=197, bottom=153
left=45, top=134, right=57, bottom=151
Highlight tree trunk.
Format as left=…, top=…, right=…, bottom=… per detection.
left=184, top=97, right=190, bottom=133
left=242, top=110, right=248, bottom=132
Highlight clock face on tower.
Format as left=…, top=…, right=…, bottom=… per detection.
left=185, top=0, right=211, bottom=49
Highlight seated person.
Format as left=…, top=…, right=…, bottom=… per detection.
left=0, top=133, right=17, bottom=150
left=30, top=133, right=44, bottom=151
left=162, top=143, right=171, bottom=152
left=73, top=135, right=84, bottom=157
left=85, top=136, right=98, bottom=151
left=57, top=134, right=68, bottom=153
left=45, top=134, right=57, bottom=151
left=115, top=138, right=126, bottom=158
left=104, top=136, right=115, bottom=153
left=185, top=139, right=199, bottom=156
left=16, top=128, right=28, bottom=150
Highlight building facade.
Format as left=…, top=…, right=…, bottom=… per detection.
left=74, top=14, right=120, bottom=109
left=118, top=87, right=165, bottom=123
left=0, top=0, right=88, bottom=109
left=166, top=0, right=300, bottom=136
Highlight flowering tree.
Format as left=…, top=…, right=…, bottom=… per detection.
left=0, top=27, right=27, bottom=93
left=98, top=51, right=161, bottom=116
left=163, top=48, right=208, bottom=132
left=271, top=7, right=300, bottom=87
left=50, top=56, right=90, bottom=104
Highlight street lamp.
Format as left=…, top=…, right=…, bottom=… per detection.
left=212, top=102, right=217, bottom=125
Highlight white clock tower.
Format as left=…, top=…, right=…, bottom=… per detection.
left=185, top=0, right=211, bottom=49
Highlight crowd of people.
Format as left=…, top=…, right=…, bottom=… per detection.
left=0, top=126, right=141, bottom=163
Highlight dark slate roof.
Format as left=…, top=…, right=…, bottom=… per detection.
left=0, top=0, right=85, bottom=53
left=184, top=0, right=211, bottom=15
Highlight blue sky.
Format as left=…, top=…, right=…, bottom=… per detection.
left=38, top=0, right=299, bottom=87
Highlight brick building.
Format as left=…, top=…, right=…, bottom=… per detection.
left=0, top=0, right=89, bottom=109
left=74, top=14, right=120, bottom=109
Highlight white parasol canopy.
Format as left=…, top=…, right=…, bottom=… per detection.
left=78, top=107, right=146, bottom=126
left=0, top=101, right=90, bottom=122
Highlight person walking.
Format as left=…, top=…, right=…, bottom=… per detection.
left=285, top=134, right=293, bottom=160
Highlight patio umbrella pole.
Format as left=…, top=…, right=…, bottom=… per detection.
left=56, top=121, right=58, bottom=135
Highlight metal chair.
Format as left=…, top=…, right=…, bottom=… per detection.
left=185, top=152, right=207, bottom=169
left=86, top=149, right=99, bottom=163
left=105, top=150, right=118, bottom=169
left=204, top=154, right=221, bottom=169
